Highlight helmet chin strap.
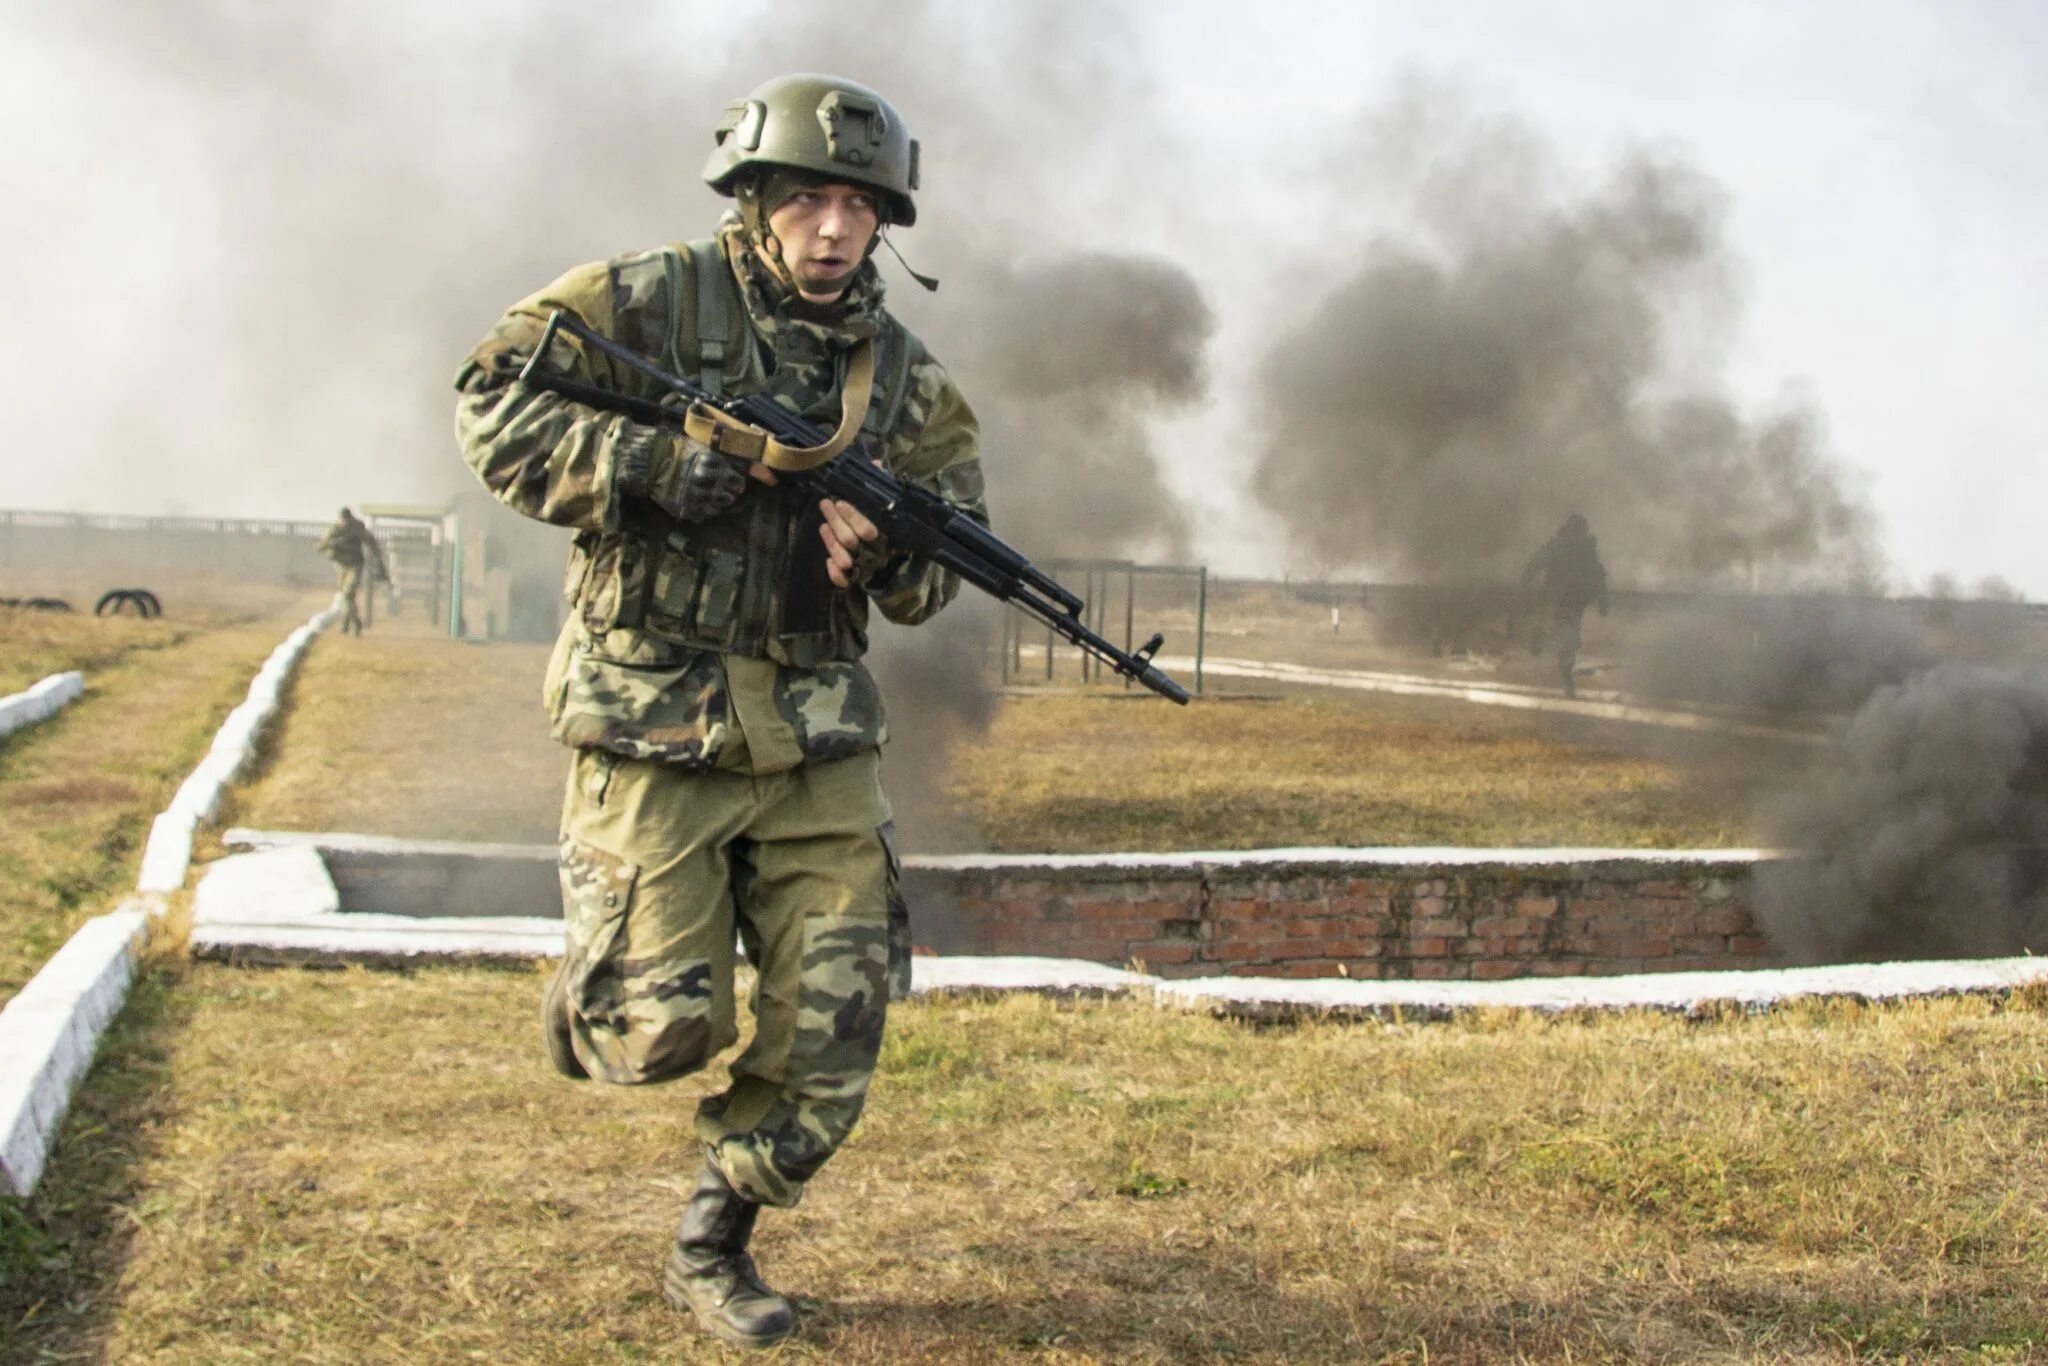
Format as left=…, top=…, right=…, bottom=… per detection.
left=735, top=180, right=800, bottom=293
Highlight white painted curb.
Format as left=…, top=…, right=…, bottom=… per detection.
left=912, top=956, right=1153, bottom=995
left=135, top=597, right=342, bottom=894
left=1150, top=956, right=2048, bottom=1020
left=0, top=671, right=85, bottom=740
left=0, top=597, right=341, bottom=1198
left=0, top=902, right=151, bottom=1197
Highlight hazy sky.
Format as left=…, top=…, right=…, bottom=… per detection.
left=4, top=1, right=2041, bottom=596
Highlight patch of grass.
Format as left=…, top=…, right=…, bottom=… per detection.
left=0, top=580, right=301, bottom=695
left=0, top=596, right=322, bottom=1003
left=9, top=967, right=2048, bottom=1361
left=948, top=691, right=1792, bottom=850
left=228, top=620, right=564, bottom=843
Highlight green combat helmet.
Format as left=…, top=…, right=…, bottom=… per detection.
left=703, top=73, right=920, bottom=227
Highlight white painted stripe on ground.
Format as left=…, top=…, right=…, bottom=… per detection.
left=1153, top=653, right=1827, bottom=744
left=0, top=902, right=151, bottom=1197
left=136, top=597, right=342, bottom=894
left=0, top=671, right=85, bottom=740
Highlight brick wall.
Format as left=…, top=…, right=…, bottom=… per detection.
left=903, top=852, right=1773, bottom=980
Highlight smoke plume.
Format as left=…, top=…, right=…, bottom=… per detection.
left=943, top=253, right=1211, bottom=562
left=1250, top=90, right=1880, bottom=589
left=1623, top=598, right=1931, bottom=717
left=1754, top=666, right=2048, bottom=963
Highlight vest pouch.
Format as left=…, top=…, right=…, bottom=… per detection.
left=564, top=534, right=595, bottom=605
left=647, top=535, right=703, bottom=637
left=693, top=548, right=746, bottom=648
left=579, top=536, right=623, bottom=633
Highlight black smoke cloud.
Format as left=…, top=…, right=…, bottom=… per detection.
left=1754, top=666, right=2048, bottom=963
left=1250, top=91, right=1880, bottom=590
left=943, top=253, right=1211, bottom=561
left=1623, top=598, right=1932, bottom=717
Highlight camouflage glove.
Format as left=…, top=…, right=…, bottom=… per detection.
left=851, top=535, right=898, bottom=586
left=618, top=426, right=747, bottom=523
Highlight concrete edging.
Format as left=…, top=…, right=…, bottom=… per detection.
left=0, top=902, right=152, bottom=1197
left=183, top=846, right=2048, bottom=1021
left=0, top=671, right=85, bottom=740
left=136, top=597, right=342, bottom=894
left=0, top=598, right=339, bottom=1198
left=189, top=845, right=559, bottom=965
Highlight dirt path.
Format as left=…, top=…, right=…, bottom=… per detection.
left=228, top=618, right=566, bottom=845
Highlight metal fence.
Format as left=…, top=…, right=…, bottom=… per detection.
left=997, top=558, right=1211, bottom=696
left=0, top=509, right=329, bottom=538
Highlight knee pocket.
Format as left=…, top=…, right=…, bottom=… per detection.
left=559, top=836, right=726, bottom=1085
left=793, top=912, right=891, bottom=1072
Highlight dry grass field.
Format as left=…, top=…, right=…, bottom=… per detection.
left=6, top=963, right=2045, bottom=1362
left=948, top=691, right=1789, bottom=851
left=0, top=590, right=319, bottom=1004
left=222, top=622, right=1787, bottom=852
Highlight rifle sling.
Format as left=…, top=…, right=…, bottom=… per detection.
left=678, top=338, right=877, bottom=472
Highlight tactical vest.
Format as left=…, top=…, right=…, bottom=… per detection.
left=572, top=240, right=917, bottom=667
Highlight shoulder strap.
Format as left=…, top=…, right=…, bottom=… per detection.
left=859, top=316, right=917, bottom=452
left=684, top=239, right=739, bottom=397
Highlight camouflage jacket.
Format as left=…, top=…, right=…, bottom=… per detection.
left=1524, top=533, right=1609, bottom=615
left=455, top=228, right=985, bottom=774
left=317, top=517, right=382, bottom=574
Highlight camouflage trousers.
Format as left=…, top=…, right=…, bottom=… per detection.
left=555, top=746, right=909, bottom=1207
left=335, top=564, right=365, bottom=634
left=1550, top=604, right=1585, bottom=693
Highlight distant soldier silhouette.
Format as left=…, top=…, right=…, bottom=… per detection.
left=1523, top=513, right=1609, bottom=698
left=316, top=507, right=388, bottom=636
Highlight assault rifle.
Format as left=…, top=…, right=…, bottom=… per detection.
left=518, top=309, right=1191, bottom=704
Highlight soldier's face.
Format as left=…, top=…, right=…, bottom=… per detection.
left=766, top=183, right=880, bottom=302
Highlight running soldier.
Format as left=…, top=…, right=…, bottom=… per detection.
left=454, top=74, right=984, bottom=1349
left=1523, top=513, right=1610, bottom=698
left=316, top=507, right=388, bottom=636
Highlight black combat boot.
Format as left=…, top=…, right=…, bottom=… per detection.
left=663, top=1153, right=796, bottom=1349
left=540, top=958, right=587, bottom=1080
